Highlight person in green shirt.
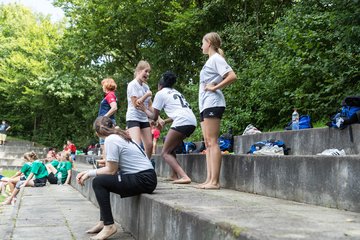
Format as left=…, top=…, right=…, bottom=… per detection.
left=46, top=151, right=72, bottom=185
left=2, top=151, right=48, bottom=205
left=4, top=153, right=33, bottom=194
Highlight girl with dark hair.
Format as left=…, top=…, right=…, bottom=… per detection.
left=76, top=116, right=157, bottom=240
left=141, top=71, right=197, bottom=184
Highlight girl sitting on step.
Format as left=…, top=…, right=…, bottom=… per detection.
left=2, top=151, right=48, bottom=205
left=76, top=116, right=157, bottom=240
left=46, top=151, right=72, bottom=185
left=3, top=153, right=33, bottom=196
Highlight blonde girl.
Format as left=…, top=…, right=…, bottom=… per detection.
left=2, top=151, right=48, bottom=205
left=125, top=60, right=153, bottom=159
left=197, top=32, right=237, bottom=189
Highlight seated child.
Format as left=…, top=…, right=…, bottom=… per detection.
left=2, top=151, right=48, bottom=205
left=46, top=151, right=72, bottom=185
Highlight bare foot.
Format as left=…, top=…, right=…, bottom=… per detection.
left=199, top=183, right=220, bottom=190
left=172, top=177, right=191, bottom=184
left=164, top=177, right=178, bottom=181
left=90, top=224, right=117, bottom=240
left=1, top=197, right=12, bottom=205
left=86, top=221, right=104, bottom=234
left=194, top=180, right=210, bottom=189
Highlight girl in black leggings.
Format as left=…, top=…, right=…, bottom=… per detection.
left=77, top=116, right=157, bottom=240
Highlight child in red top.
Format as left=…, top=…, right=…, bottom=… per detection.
left=151, top=122, right=161, bottom=154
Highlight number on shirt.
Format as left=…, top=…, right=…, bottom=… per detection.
left=173, top=94, right=190, bottom=108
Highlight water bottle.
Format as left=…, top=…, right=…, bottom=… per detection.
left=292, top=109, right=300, bottom=130
left=57, top=172, right=62, bottom=185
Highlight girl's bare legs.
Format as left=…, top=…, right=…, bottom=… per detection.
left=161, top=129, right=191, bottom=184
left=46, top=164, right=57, bottom=174
left=141, top=127, right=153, bottom=159
left=127, top=126, right=153, bottom=159
left=2, top=180, right=35, bottom=205
left=201, top=118, right=221, bottom=189
left=196, top=121, right=212, bottom=187
left=152, top=138, right=158, bottom=154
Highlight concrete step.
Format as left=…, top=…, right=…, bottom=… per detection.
left=0, top=158, right=24, bottom=167
left=0, top=145, right=46, bottom=154
left=76, top=152, right=360, bottom=213
left=71, top=174, right=360, bottom=240
left=1, top=140, right=35, bottom=147
left=234, top=125, right=360, bottom=155
left=151, top=154, right=360, bottom=213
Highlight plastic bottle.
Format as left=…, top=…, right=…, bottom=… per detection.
left=57, top=172, right=62, bottom=185
left=292, top=109, right=300, bottom=130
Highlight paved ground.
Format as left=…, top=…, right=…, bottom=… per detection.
left=0, top=184, right=134, bottom=240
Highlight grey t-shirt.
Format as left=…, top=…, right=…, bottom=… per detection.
left=126, top=79, right=151, bottom=122
left=199, top=53, right=232, bottom=113
left=105, top=134, right=153, bottom=174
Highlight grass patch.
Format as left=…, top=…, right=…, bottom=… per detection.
left=0, top=169, right=17, bottom=204
left=2, top=169, right=18, bottom=177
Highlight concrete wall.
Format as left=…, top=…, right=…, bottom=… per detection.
left=71, top=171, right=244, bottom=240
left=234, top=125, right=360, bottom=155
left=153, top=154, right=360, bottom=213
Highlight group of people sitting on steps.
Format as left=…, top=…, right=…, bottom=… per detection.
left=0, top=148, right=73, bottom=205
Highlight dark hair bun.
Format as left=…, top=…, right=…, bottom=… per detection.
left=159, top=71, right=176, bottom=88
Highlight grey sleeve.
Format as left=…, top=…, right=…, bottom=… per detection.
left=104, top=135, right=120, bottom=162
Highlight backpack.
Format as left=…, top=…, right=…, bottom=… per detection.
left=285, top=115, right=313, bottom=130
left=247, top=139, right=290, bottom=155
left=218, top=137, right=232, bottom=151
left=218, top=128, right=234, bottom=152
left=328, top=96, right=360, bottom=128
left=184, top=142, right=197, bottom=153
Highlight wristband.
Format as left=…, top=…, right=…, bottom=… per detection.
left=87, top=169, right=97, bottom=177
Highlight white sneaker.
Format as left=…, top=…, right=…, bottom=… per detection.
left=317, top=149, right=346, bottom=156
left=253, top=145, right=284, bottom=155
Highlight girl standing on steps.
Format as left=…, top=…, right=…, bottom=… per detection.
left=141, top=71, right=197, bottom=184
left=197, top=32, right=237, bottom=190
left=2, top=151, right=48, bottom=205
left=125, top=60, right=154, bottom=159
left=76, top=116, right=157, bottom=240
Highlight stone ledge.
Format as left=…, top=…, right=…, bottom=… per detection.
left=234, top=125, right=360, bottom=155
left=152, top=154, right=360, bottom=213
left=71, top=173, right=360, bottom=240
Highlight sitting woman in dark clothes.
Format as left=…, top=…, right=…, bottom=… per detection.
left=76, top=116, right=157, bottom=240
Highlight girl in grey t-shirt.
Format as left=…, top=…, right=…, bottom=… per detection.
left=196, top=32, right=237, bottom=190
left=76, top=116, right=157, bottom=240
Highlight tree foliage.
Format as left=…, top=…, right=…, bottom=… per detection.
left=0, top=0, right=359, bottom=148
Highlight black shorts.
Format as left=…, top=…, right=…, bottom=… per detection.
left=126, top=121, right=150, bottom=129
left=171, top=125, right=196, bottom=138
left=47, top=172, right=58, bottom=184
left=20, top=176, right=26, bottom=181
left=200, top=107, right=225, bottom=122
left=34, top=177, right=47, bottom=187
